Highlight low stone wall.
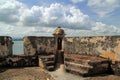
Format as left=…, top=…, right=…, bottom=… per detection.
left=0, top=36, right=13, bottom=58
left=111, top=61, right=120, bottom=75
left=64, top=54, right=110, bottom=76
left=23, top=36, right=55, bottom=56
left=0, top=55, right=38, bottom=67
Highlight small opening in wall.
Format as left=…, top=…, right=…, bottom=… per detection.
left=57, top=38, right=62, bottom=50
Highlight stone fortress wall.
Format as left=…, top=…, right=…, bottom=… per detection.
left=0, top=36, right=13, bottom=58
left=1, top=35, right=120, bottom=62
left=23, top=36, right=56, bottom=56
left=64, top=36, right=120, bottom=61
left=1, top=27, right=120, bottom=76
left=23, top=36, right=120, bottom=61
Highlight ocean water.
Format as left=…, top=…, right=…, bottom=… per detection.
left=13, top=40, right=24, bottom=55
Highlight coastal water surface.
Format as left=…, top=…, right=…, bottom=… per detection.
left=13, top=40, right=24, bottom=55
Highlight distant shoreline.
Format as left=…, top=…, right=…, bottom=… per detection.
left=13, top=39, right=22, bottom=41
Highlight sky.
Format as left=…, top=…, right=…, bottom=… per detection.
left=0, top=0, right=120, bottom=38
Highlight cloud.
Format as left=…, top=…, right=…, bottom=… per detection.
left=87, top=0, right=120, bottom=17
left=91, top=22, right=120, bottom=35
left=20, top=3, right=91, bottom=29
left=0, top=0, right=120, bottom=37
left=0, top=0, right=24, bottom=24
left=71, top=0, right=84, bottom=3
left=65, top=22, right=120, bottom=37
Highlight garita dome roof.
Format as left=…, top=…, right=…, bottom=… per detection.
left=53, top=27, right=65, bottom=35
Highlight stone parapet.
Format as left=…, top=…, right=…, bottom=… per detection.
left=0, top=36, right=13, bottom=58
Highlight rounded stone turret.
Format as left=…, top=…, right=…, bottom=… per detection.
left=53, top=27, right=65, bottom=67
left=53, top=27, right=65, bottom=38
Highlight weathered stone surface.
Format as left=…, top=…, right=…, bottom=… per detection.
left=0, top=55, right=38, bottom=67
left=0, top=36, right=13, bottom=58
left=112, top=61, right=120, bottom=75
left=23, top=36, right=120, bottom=62
left=38, top=55, right=55, bottom=71
left=64, top=54, right=109, bottom=76
left=64, top=36, right=120, bottom=61
left=0, top=67, right=55, bottom=80
left=23, top=36, right=55, bottom=56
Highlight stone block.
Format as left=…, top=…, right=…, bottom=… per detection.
left=64, top=54, right=109, bottom=76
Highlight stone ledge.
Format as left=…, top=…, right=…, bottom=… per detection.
left=64, top=54, right=110, bottom=76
